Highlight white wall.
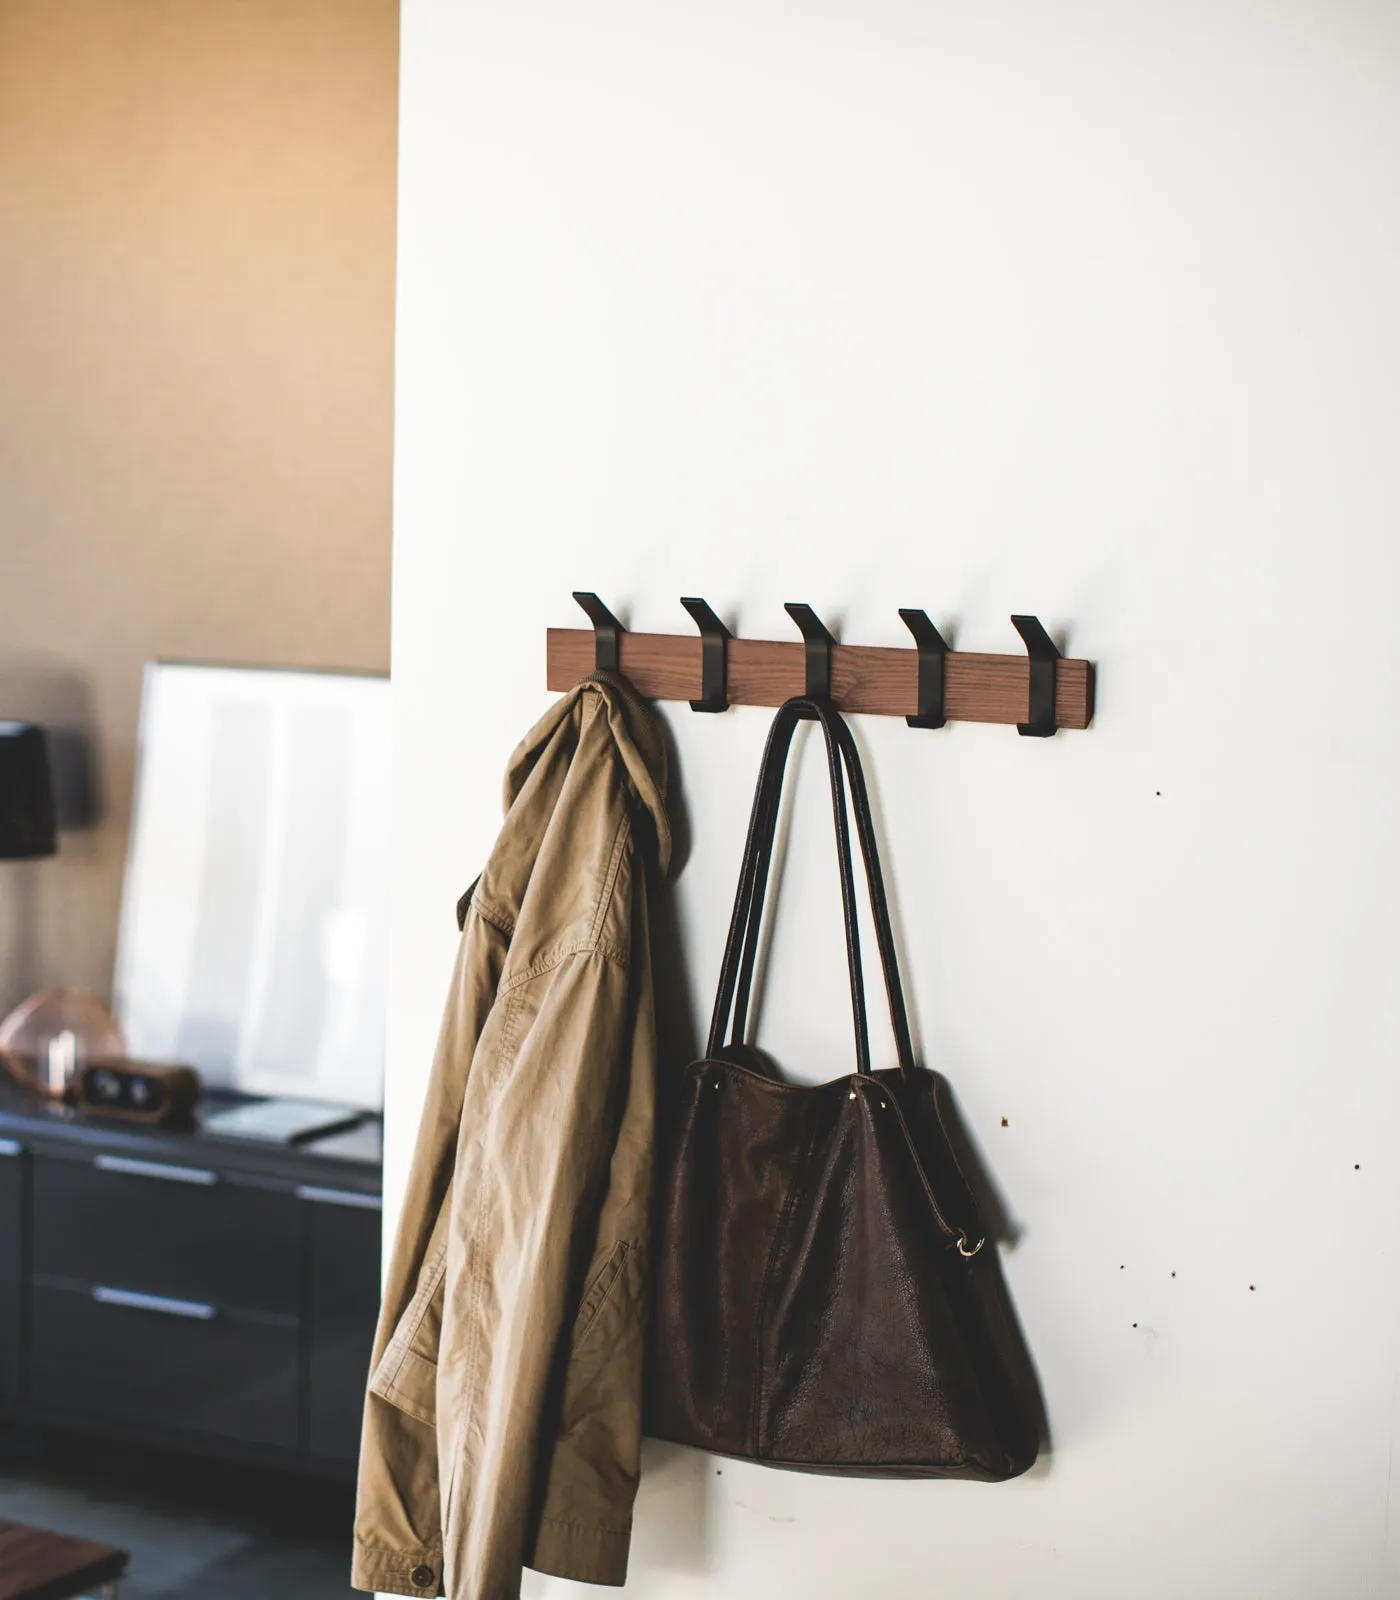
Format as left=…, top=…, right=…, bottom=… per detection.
left=389, top=4, right=1400, bottom=1596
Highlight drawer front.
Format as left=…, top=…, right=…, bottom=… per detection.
left=0, top=1141, right=23, bottom=1407
left=303, top=1188, right=382, bottom=1461
left=32, top=1151, right=298, bottom=1315
left=31, top=1283, right=298, bottom=1450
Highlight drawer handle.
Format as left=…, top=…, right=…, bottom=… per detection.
left=296, top=1184, right=382, bottom=1211
left=94, top=1154, right=218, bottom=1186
left=92, top=1285, right=217, bottom=1321
left=0, top=1138, right=21, bottom=1158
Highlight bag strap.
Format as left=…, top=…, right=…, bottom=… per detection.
left=707, top=697, right=988, bottom=1256
left=723, top=703, right=861, bottom=1064
left=706, top=698, right=915, bottom=1080
left=707, top=698, right=868, bottom=1069
left=733, top=703, right=918, bottom=1080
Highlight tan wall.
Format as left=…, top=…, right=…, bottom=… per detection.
left=0, top=0, right=398, bottom=1017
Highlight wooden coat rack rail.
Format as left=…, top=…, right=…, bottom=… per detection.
left=548, top=595, right=1095, bottom=735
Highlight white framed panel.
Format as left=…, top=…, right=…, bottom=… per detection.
left=114, top=661, right=390, bottom=1109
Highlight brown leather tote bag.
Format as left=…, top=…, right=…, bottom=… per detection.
left=648, top=697, right=1040, bottom=1480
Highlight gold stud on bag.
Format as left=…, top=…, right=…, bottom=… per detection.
left=647, top=697, right=1042, bottom=1479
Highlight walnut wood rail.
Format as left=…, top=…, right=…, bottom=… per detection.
left=547, top=628, right=1094, bottom=729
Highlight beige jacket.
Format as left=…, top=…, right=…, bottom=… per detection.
left=353, top=674, right=670, bottom=1600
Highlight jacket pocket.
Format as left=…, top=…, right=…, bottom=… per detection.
left=572, top=1240, right=633, bottom=1351
left=368, top=1241, right=448, bottom=1429
left=533, top=1240, right=645, bottom=1539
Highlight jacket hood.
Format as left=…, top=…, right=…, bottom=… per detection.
left=504, top=672, right=672, bottom=876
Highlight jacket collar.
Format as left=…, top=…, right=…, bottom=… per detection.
left=504, top=672, right=671, bottom=877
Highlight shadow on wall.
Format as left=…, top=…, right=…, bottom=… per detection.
left=638, top=717, right=719, bottom=1571
left=650, top=709, right=699, bottom=1072
left=629, top=1438, right=714, bottom=1575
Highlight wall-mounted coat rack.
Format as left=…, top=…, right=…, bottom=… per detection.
left=549, top=595, right=1094, bottom=735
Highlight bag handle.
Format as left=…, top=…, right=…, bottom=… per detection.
left=733, top=702, right=918, bottom=1079
left=706, top=698, right=915, bottom=1080
left=707, top=698, right=868, bottom=1069
left=708, top=697, right=988, bottom=1257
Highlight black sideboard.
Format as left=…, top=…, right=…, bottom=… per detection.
left=0, top=1081, right=382, bottom=1475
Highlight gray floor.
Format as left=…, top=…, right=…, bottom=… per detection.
left=0, top=1425, right=357, bottom=1598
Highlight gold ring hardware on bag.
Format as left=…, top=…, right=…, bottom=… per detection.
left=957, top=1234, right=985, bottom=1259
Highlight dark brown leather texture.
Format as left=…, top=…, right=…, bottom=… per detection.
left=647, top=696, right=1040, bottom=1480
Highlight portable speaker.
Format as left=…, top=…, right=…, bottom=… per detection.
left=72, top=1059, right=201, bottom=1124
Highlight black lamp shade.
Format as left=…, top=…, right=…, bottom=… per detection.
left=0, top=723, right=57, bottom=860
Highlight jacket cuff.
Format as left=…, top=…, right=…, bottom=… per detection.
left=528, top=1516, right=630, bottom=1588
left=351, top=1535, right=444, bottom=1596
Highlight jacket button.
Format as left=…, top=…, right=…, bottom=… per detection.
left=410, top=1564, right=435, bottom=1589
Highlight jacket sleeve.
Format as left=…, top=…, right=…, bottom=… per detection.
left=435, top=839, right=655, bottom=1598
left=352, top=899, right=508, bottom=1597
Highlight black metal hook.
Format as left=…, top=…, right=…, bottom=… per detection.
left=784, top=603, right=835, bottom=701
left=680, top=598, right=731, bottom=713
left=1010, top=615, right=1060, bottom=737
left=898, top=609, right=949, bottom=729
left=572, top=592, right=624, bottom=673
